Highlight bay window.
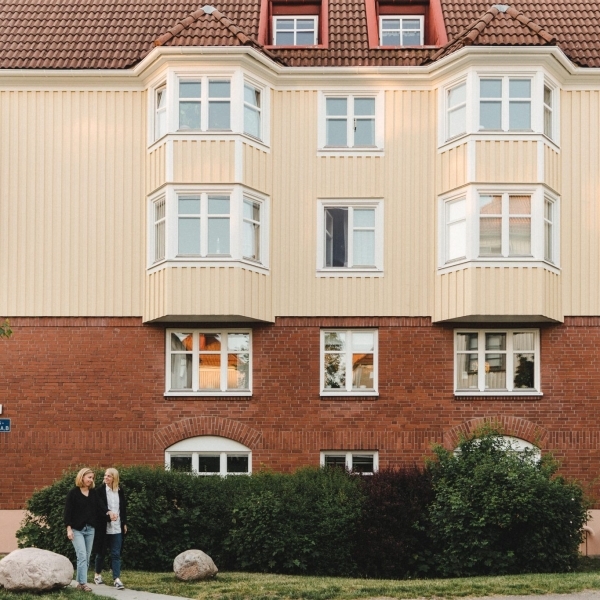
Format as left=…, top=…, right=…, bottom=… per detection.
left=243, top=83, right=261, bottom=139
left=167, top=329, right=251, bottom=395
left=455, top=329, right=540, bottom=394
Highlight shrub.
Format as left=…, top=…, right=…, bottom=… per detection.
left=353, top=466, right=435, bottom=578
left=428, top=429, right=589, bottom=577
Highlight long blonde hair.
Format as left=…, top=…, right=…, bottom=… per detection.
left=105, top=468, right=120, bottom=492
left=75, top=468, right=95, bottom=488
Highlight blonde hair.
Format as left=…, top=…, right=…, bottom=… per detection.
left=105, top=468, right=120, bottom=492
left=75, top=468, right=95, bottom=488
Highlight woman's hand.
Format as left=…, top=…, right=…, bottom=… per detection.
left=108, top=511, right=118, bottom=521
left=67, top=527, right=74, bottom=540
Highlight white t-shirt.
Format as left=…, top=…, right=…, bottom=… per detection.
left=105, top=486, right=121, bottom=535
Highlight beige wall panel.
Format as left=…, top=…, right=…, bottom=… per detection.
left=146, top=143, right=165, bottom=194
left=270, top=89, right=435, bottom=316
left=475, top=140, right=537, bottom=182
left=243, top=144, right=271, bottom=193
left=172, top=139, right=235, bottom=183
left=434, top=266, right=562, bottom=322
left=437, top=143, right=467, bottom=194
left=544, top=144, right=561, bottom=192
left=0, top=89, right=145, bottom=317
left=144, top=266, right=272, bottom=322
left=561, top=90, right=600, bottom=315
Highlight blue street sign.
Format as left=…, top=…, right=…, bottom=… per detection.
left=0, top=419, right=10, bottom=432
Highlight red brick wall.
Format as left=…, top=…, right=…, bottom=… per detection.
left=1, top=316, right=599, bottom=508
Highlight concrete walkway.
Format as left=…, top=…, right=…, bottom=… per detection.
left=71, top=581, right=600, bottom=600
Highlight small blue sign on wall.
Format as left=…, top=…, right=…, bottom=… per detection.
left=0, top=419, right=11, bottom=432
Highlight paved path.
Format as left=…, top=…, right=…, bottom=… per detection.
left=71, top=581, right=600, bottom=600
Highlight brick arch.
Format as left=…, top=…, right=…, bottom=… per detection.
left=154, top=417, right=262, bottom=451
left=444, top=416, right=549, bottom=450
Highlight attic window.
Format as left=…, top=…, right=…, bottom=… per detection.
left=273, top=16, right=318, bottom=45
left=262, top=0, right=327, bottom=47
left=380, top=16, right=424, bottom=46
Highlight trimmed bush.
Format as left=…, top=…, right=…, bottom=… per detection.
left=428, top=430, right=589, bottom=577
left=353, top=466, right=435, bottom=579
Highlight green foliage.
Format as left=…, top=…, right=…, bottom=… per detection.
left=0, top=319, right=12, bottom=338
left=428, top=429, right=589, bottom=577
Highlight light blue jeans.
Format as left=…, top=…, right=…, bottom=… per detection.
left=71, top=525, right=95, bottom=584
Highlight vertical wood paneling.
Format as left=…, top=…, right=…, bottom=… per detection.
left=476, top=140, right=537, bottom=182
left=544, top=144, right=561, bottom=192
left=146, top=144, right=165, bottom=194
left=243, top=144, right=271, bottom=193
left=0, top=89, right=146, bottom=317
left=172, top=140, right=235, bottom=182
left=437, top=143, right=467, bottom=193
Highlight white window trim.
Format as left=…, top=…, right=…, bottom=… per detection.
left=438, top=184, right=560, bottom=272
left=454, top=329, right=542, bottom=396
left=316, top=199, right=384, bottom=276
left=166, top=436, right=252, bottom=475
left=320, top=451, right=379, bottom=474
left=438, top=69, right=560, bottom=148
left=320, top=329, right=378, bottom=396
left=272, top=15, right=318, bottom=46
left=379, top=15, right=424, bottom=46
left=165, top=329, right=252, bottom=397
left=147, top=184, right=270, bottom=273
left=318, top=91, right=384, bottom=154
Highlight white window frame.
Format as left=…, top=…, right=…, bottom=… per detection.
left=155, top=84, right=167, bottom=141
left=166, top=436, right=252, bottom=475
left=318, top=91, right=384, bottom=154
left=454, top=329, right=541, bottom=396
left=439, top=70, right=559, bottom=146
left=438, top=185, right=560, bottom=271
left=153, top=196, right=166, bottom=263
left=165, top=329, right=252, bottom=397
left=320, top=329, right=378, bottom=396
left=320, top=451, right=379, bottom=474
left=478, top=75, right=532, bottom=132
left=445, top=79, right=467, bottom=141
left=147, top=185, right=269, bottom=273
left=272, top=15, right=318, bottom=46
left=316, top=200, right=384, bottom=275
left=379, top=16, right=424, bottom=46
left=243, top=81, right=262, bottom=140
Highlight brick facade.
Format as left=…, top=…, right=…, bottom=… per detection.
left=1, top=316, right=599, bottom=509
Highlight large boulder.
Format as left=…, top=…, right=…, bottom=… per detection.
left=173, top=549, right=218, bottom=581
left=0, top=548, right=73, bottom=591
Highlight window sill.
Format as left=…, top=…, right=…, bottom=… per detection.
left=318, top=147, right=384, bottom=157
left=148, top=131, right=270, bottom=152
left=317, top=268, right=383, bottom=278
left=321, top=391, right=378, bottom=398
left=148, top=258, right=269, bottom=276
left=438, top=258, right=560, bottom=275
left=165, top=391, right=252, bottom=398
left=454, top=391, right=543, bottom=399
left=438, top=131, right=559, bottom=153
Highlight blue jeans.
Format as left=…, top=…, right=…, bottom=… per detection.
left=71, top=525, right=95, bottom=584
left=94, top=532, right=122, bottom=578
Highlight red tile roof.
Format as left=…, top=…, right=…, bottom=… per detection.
left=0, top=0, right=598, bottom=70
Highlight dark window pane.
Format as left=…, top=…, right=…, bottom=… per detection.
left=324, top=455, right=346, bottom=469
left=198, top=455, right=221, bottom=473
left=170, top=456, right=192, bottom=472
left=227, top=455, right=249, bottom=473
left=352, top=455, right=374, bottom=473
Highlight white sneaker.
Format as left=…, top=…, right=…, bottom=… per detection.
left=94, top=575, right=104, bottom=585
left=114, top=579, right=125, bottom=590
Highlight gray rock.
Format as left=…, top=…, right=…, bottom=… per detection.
left=173, top=549, right=218, bottom=581
left=0, top=547, right=73, bottom=591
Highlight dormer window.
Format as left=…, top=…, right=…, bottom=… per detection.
left=380, top=16, right=424, bottom=46
left=273, top=16, right=318, bottom=45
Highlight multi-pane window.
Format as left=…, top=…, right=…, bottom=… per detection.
left=273, top=16, right=317, bottom=45
left=479, top=77, right=531, bottom=131
left=446, top=81, right=467, bottom=139
left=153, top=197, right=166, bottom=262
left=321, top=330, right=377, bottom=394
left=243, top=83, right=261, bottom=139
left=167, top=330, right=251, bottom=394
left=445, top=197, right=466, bottom=262
left=325, top=96, right=376, bottom=147
left=172, top=78, right=231, bottom=132
left=177, top=193, right=230, bottom=257
left=208, top=80, right=231, bottom=130
left=321, top=451, right=379, bottom=474
left=544, top=197, right=555, bottom=263
left=455, top=330, right=539, bottom=393
left=479, top=193, right=531, bottom=258
left=543, top=84, right=553, bottom=138
left=324, top=206, right=376, bottom=268
left=243, top=198, right=261, bottom=261
left=155, top=86, right=167, bottom=139
left=179, top=80, right=201, bottom=130
left=379, top=16, right=424, bottom=46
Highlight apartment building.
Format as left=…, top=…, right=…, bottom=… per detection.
left=1, top=0, right=600, bottom=552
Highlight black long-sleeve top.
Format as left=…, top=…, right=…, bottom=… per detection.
left=64, top=486, right=103, bottom=530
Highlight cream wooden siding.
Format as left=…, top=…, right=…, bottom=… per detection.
left=270, top=89, right=435, bottom=317
left=434, top=266, right=562, bottom=322
left=147, top=143, right=165, bottom=194
left=0, top=88, right=145, bottom=316
left=145, top=266, right=272, bottom=322
left=243, top=143, right=271, bottom=193
left=437, top=143, right=468, bottom=194
left=475, top=140, right=537, bottom=182
left=172, top=139, right=235, bottom=183
left=561, top=90, right=600, bottom=315
left=544, top=144, right=560, bottom=192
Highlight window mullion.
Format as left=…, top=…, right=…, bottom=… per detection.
left=220, top=332, right=227, bottom=392
left=192, top=332, right=199, bottom=391
left=220, top=452, right=227, bottom=476
left=346, top=330, right=352, bottom=391
left=502, top=77, right=509, bottom=131
left=200, top=193, right=208, bottom=256
left=346, top=452, right=352, bottom=470
left=478, top=331, right=485, bottom=391
left=502, top=192, right=509, bottom=257
left=348, top=96, right=354, bottom=147
left=192, top=453, right=199, bottom=473
left=506, top=332, right=514, bottom=392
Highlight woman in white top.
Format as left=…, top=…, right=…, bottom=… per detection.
left=93, top=468, right=128, bottom=590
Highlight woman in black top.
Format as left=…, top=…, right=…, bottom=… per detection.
left=64, top=468, right=104, bottom=592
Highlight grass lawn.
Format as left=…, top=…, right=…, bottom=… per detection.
left=0, top=559, right=600, bottom=600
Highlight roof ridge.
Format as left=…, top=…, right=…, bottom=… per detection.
left=153, top=4, right=286, bottom=65
left=425, top=3, right=556, bottom=64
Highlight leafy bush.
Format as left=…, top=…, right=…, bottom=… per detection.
left=353, top=466, right=435, bottom=578
left=428, top=429, right=589, bottom=577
